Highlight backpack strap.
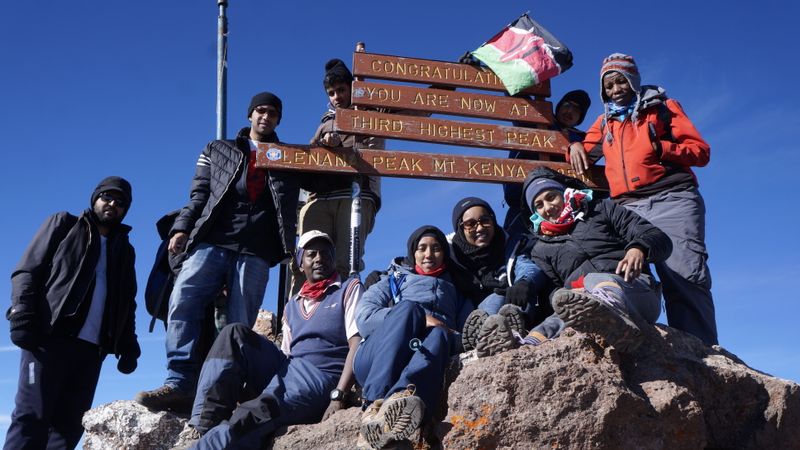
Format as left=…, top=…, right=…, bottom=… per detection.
left=389, top=272, right=407, bottom=305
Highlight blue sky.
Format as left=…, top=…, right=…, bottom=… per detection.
left=1, top=0, right=799, bottom=442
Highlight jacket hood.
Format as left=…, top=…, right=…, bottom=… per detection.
left=636, top=85, right=667, bottom=113
left=520, top=167, right=589, bottom=234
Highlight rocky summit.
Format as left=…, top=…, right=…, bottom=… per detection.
left=83, top=317, right=800, bottom=449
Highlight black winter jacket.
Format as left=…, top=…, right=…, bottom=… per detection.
left=9, top=210, right=139, bottom=357
left=171, top=128, right=302, bottom=266
left=520, top=168, right=672, bottom=287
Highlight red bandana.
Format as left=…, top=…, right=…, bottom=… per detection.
left=298, top=272, right=338, bottom=300
left=247, top=149, right=267, bottom=203
left=539, top=189, right=589, bottom=236
left=415, top=263, right=447, bottom=277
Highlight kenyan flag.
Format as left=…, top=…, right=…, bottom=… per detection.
left=472, top=13, right=573, bottom=95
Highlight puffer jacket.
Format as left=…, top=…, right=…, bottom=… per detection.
left=576, top=86, right=710, bottom=198
left=171, top=127, right=301, bottom=266
left=520, top=168, right=672, bottom=287
left=9, top=210, right=139, bottom=357
left=355, top=258, right=471, bottom=340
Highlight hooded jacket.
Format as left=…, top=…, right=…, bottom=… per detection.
left=520, top=168, right=673, bottom=287
left=575, top=86, right=710, bottom=198
left=9, top=209, right=139, bottom=357
left=171, top=127, right=301, bottom=266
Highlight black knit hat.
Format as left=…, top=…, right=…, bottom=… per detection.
left=405, top=225, right=450, bottom=266
left=91, top=176, right=132, bottom=210
left=247, top=91, right=283, bottom=122
left=555, top=90, right=591, bottom=126
left=451, top=197, right=496, bottom=232
left=323, top=58, right=354, bottom=89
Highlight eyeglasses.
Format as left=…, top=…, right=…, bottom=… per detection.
left=460, top=216, right=494, bottom=232
left=99, top=192, right=127, bottom=208
left=253, top=105, right=280, bottom=116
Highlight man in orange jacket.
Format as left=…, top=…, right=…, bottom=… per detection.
left=568, top=53, right=717, bottom=346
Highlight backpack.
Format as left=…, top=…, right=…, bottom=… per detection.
left=144, top=211, right=181, bottom=332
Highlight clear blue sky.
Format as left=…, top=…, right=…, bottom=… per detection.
left=1, top=1, right=798, bottom=442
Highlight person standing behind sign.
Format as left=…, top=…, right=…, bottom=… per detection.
left=502, top=90, right=591, bottom=239
left=568, top=53, right=717, bottom=346
left=290, top=59, right=385, bottom=295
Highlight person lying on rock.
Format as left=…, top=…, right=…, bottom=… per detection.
left=354, top=225, right=472, bottom=449
left=448, top=197, right=550, bottom=356
left=170, top=230, right=361, bottom=450
left=474, top=167, right=672, bottom=356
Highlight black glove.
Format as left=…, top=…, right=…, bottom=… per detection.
left=117, top=341, right=141, bottom=374
left=7, top=304, right=40, bottom=351
left=364, top=270, right=384, bottom=289
left=505, top=280, right=534, bottom=307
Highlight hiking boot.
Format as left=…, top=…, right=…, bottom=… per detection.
left=552, top=288, right=642, bottom=353
left=498, top=304, right=527, bottom=337
left=475, top=314, right=520, bottom=358
left=171, top=424, right=202, bottom=450
left=134, top=385, right=193, bottom=414
left=462, top=309, right=489, bottom=352
left=360, top=386, right=425, bottom=449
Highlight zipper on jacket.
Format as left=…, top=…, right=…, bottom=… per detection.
left=618, top=119, right=632, bottom=193
left=56, top=216, right=93, bottom=323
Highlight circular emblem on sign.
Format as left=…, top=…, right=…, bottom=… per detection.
left=266, top=147, right=282, bottom=161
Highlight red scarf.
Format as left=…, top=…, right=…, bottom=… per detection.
left=298, top=272, right=338, bottom=300
left=415, top=263, right=447, bottom=277
left=247, top=150, right=267, bottom=203
left=539, top=189, right=589, bottom=236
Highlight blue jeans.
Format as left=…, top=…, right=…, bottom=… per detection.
left=165, top=244, right=269, bottom=393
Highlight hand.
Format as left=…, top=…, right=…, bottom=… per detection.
left=322, top=400, right=345, bottom=421
left=425, top=314, right=446, bottom=329
left=7, top=304, right=40, bottom=351
left=505, top=280, right=533, bottom=307
left=319, top=132, right=342, bottom=147
left=117, top=353, right=138, bottom=374
left=168, top=232, right=188, bottom=255
left=568, top=142, right=589, bottom=176
left=616, top=247, right=646, bottom=282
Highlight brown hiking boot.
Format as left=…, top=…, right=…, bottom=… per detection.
left=134, top=385, right=193, bottom=414
left=475, top=314, right=520, bottom=357
left=360, top=385, right=425, bottom=449
left=498, top=304, right=527, bottom=337
left=461, top=309, right=489, bottom=352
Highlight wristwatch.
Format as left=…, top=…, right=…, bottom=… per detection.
left=330, top=388, right=345, bottom=402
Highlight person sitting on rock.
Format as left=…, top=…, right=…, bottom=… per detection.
left=353, top=225, right=472, bottom=449
left=170, top=230, right=361, bottom=450
left=448, top=197, right=550, bottom=355
left=474, top=167, right=672, bottom=356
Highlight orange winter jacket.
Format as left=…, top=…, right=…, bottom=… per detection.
left=577, top=90, right=710, bottom=198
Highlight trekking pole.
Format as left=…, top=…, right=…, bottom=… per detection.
left=216, top=0, right=228, bottom=140
left=348, top=41, right=367, bottom=280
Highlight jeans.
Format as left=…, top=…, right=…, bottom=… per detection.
left=165, top=243, right=269, bottom=393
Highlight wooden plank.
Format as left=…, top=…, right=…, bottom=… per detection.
left=351, top=81, right=553, bottom=125
left=334, top=109, right=569, bottom=155
left=254, top=143, right=606, bottom=189
left=352, top=52, right=551, bottom=97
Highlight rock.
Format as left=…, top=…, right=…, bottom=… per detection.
left=82, top=322, right=800, bottom=449
left=82, top=400, right=185, bottom=450
left=252, top=309, right=277, bottom=340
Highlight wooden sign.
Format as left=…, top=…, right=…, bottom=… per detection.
left=353, top=52, right=551, bottom=97
left=350, top=81, right=553, bottom=125
left=254, top=143, right=606, bottom=188
left=334, top=109, right=569, bottom=155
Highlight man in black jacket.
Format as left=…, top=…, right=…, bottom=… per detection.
left=136, top=92, right=302, bottom=413
left=5, top=176, right=140, bottom=450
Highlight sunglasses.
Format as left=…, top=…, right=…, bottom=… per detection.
left=460, top=216, right=494, bottom=232
left=99, top=192, right=128, bottom=208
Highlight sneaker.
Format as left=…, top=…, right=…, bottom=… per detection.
left=552, top=288, right=642, bottom=353
left=475, top=314, right=520, bottom=358
left=360, top=386, right=425, bottom=449
left=498, top=304, right=527, bottom=337
left=171, top=424, right=202, bottom=450
left=134, top=385, right=193, bottom=414
left=462, top=309, right=489, bottom=352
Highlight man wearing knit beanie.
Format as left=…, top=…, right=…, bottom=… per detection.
left=136, top=91, right=305, bottom=413
left=567, top=52, right=717, bottom=347
left=5, top=177, right=140, bottom=449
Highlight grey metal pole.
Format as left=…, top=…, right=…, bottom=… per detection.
left=216, top=0, right=228, bottom=140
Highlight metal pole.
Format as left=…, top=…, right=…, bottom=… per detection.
left=216, top=0, right=228, bottom=140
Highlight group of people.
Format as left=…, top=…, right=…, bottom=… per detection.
left=5, top=51, right=716, bottom=450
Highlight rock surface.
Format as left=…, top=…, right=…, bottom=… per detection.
left=83, top=322, right=800, bottom=449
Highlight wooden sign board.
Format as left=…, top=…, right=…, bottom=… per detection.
left=335, top=109, right=569, bottom=155
left=351, top=81, right=553, bottom=125
left=254, top=143, right=606, bottom=189
left=353, top=52, right=551, bottom=97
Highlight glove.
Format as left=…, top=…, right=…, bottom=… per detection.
left=505, top=280, right=534, bottom=308
left=117, top=341, right=141, bottom=374
left=7, top=304, right=40, bottom=351
left=364, top=270, right=384, bottom=289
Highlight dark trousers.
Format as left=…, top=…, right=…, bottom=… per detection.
left=4, top=336, right=103, bottom=450
left=353, top=301, right=450, bottom=421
